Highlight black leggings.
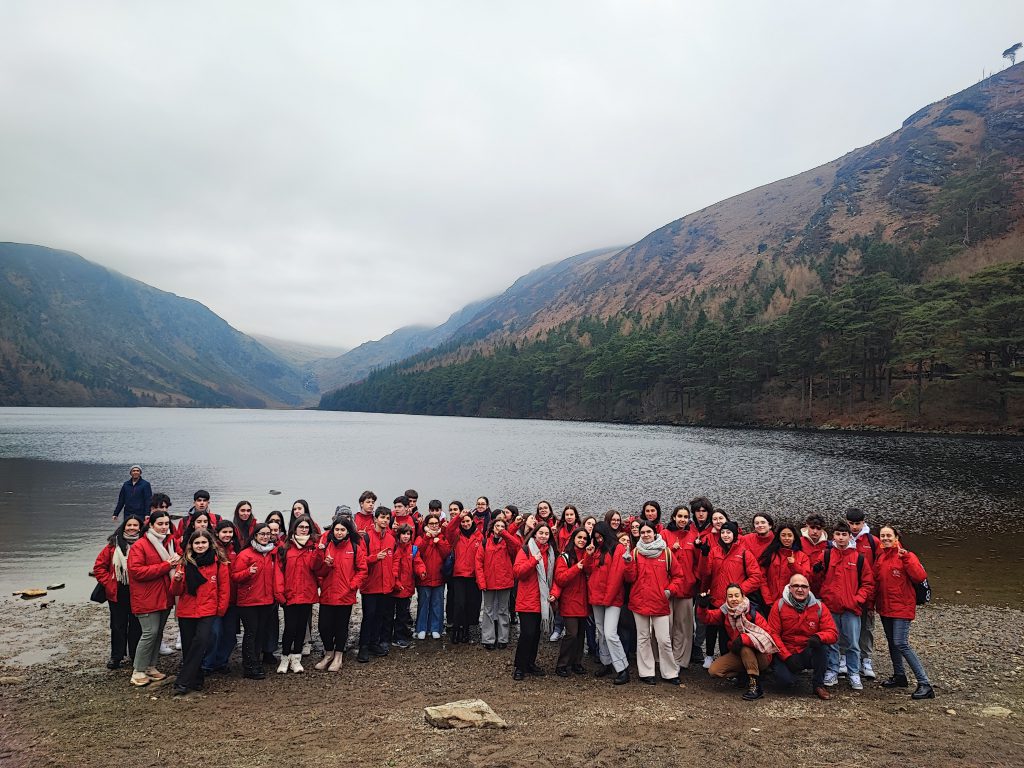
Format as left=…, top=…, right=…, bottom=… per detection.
left=282, top=603, right=313, bottom=655
left=705, top=624, right=728, bottom=657
left=514, top=612, right=542, bottom=671
left=448, top=577, right=480, bottom=629
left=318, top=604, right=353, bottom=652
left=239, top=603, right=275, bottom=671
left=108, top=584, right=141, bottom=661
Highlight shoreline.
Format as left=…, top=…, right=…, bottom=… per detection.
left=1, top=597, right=1021, bottom=768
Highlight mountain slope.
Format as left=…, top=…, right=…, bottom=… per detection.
left=0, top=243, right=313, bottom=407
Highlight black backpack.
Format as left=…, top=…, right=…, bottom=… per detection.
left=913, top=578, right=932, bottom=605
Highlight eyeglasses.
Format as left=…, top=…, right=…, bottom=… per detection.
left=790, top=584, right=809, bottom=590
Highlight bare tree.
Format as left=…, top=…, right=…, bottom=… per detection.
left=1003, top=42, right=1022, bottom=66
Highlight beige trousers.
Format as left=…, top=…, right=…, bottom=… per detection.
left=635, top=613, right=679, bottom=679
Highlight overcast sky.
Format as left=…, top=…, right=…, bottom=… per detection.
left=2, top=2, right=1022, bottom=348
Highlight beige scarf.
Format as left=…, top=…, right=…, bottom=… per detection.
left=723, top=597, right=779, bottom=655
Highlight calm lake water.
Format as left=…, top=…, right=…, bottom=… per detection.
left=1, top=408, right=1021, bottom=605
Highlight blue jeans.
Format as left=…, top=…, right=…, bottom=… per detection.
left=416, top=585, right=445, bottom=635
left=881, top=616, right=930, bottom=684
left=828, top=610, right=861, bottom=675
left=202, top=605, right=239, bottom=671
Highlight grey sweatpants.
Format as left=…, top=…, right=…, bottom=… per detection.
left=480, top=589, right=511, bottom=644
left=134, top=609, right=170, bottom=673
left=592, top=605, right=628, bottom=672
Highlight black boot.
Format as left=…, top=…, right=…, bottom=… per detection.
left=881, top=674, right=909, bottom=688
left=594, top=664, right=613, bottom=678
left=742, top=675, right=764, bottom=701
left=357, top=646, right=371, bottom=663
left=613, top=668, right=630, bottom=685
left=911, top=683, right=935, bottom=700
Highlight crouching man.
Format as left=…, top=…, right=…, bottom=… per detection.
left=767, top=574, right=839, bottom=700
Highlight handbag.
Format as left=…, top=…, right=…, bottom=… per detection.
left=90, top=582, right=108, bottom=604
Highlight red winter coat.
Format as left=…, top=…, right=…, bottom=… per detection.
left=801, top=529, right=830, bottom=592
left=588, top=544, right=629, bottom=608
left=475, top=531, right=519, bottom=591
left=767, top=595, right=839, bottom=658
left=413, top=534, right=451, bottom=587
left=362, top=526, right=397, bottom=595
left=173, top=511, right=221, bottom=541
left=513, top=544, right=555, bottom=613
left=697, top=604, right=782, bottom=661
left=552, top=548, right=591, bottom=617
left=445, top=522, right=482, bottom=578
left=852, top=528, right=880, bottom=567
left=555, top=525, right=578, bottom=552
left=231, top=546, right=281, bottom=607
left=760, top=549, right=812, bottom=606
left=94, top=542, right=128, bottom=603
left=314, top=535, right=367, bottom=606
left=698, top=542, right=763, bottom=604
left=276, top=540, right=320, bottom=605
left=234, top=516, right=258, bottom=543
left=353, top=511, right=376, bottom=534
left=873, top=547, right=927, bottom=620
left=741, top=531, right=775, bottom=563
left=171, top=560, right=230, bottom=618
left=625, top=546, right=690, bottom=617
left=819, top=543, right=875, bottom=614
left=127, top=534, right=178, bottom=614
left=392, top=541, right=417, bottom=598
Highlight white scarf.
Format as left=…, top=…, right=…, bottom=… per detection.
left=145, top=529, right=175, bottom=562
left=528, top=539, right=556, bottom=635
left=113, top=544, right=131, bottom=584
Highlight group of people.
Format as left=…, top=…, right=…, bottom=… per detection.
left=96, top=465, right=934, bottom=701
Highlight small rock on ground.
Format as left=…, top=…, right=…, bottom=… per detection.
left=424, top=699, right=508, bottom=729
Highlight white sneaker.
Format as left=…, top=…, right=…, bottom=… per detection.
left=431, top=631, right=441, bottom=640
left=549, top=630, right=561, bottom=642
left=838, top=658, right=848, bottom=676
left=416, top=631, right=426, bottom=640
left=861, top=658, right=876, bottom=679
left=849, top=673, right=863, bottom=690
left=301, top=642, right=312, bottom=656
left=703, top=655, right=714, bottom=669
left=174, top=632, right=182, bottom=651
left=159, top=642, right=174, bottom=656
left=824, top=671, right=839, bottom=687
left=276, top=657, right=289, bottom=674
left=289, top=653, right=305, bottom=673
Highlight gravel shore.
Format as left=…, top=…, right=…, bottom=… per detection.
left=1, top=596, right=1021, bottom=768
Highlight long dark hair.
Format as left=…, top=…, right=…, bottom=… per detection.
left=214, top=518, right=242, bottom=555
left=142, top=509, right=172, bottom=535
left=521, top=523, right=557, bottom=555
left=641, top=500, right=661, bottom=524
left=563, top=528, right=591, bottom=567
left=690, top=497, right=714, bottom=531
left=107, top=517, right=141, bottom=551
left=759, top=523, right=803, bottom=570
left=593, top=521, right=618, bottom=565
left=233, top=500, right=256, bottom=538
left=666, top=505, right=690, bottom=532
left=327, top=515, right=359, bottom=553
left=182, top=511, right=212, bottom=543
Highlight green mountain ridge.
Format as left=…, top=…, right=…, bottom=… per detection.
left=0, top=243, right=313, bottom=408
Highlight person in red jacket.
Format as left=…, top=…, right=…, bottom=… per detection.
left=589, top=521, right=631, bottom=686
left=170, top=529, right=230, bottom=695
left=353, top=490, right=377, bottom=534
left=875, top=525, right=933, bottom=699
left=175, top=510, right=213, bottom=548
left=555, top=505, right=580, bottom=552
left=553, top=528, right=592, bottom=676
left=357, top=507, right=397, bottom=662
left=697, top=583, right=782, bottom=701
left=636, top=500, right=663, bottom=532
left=127, top=508, right=181, bottom=687
left=767, top=574, right=839, bottom=700
left=815, top=521, right=875, bottom=690
left=696, top=521, right=763, bottom=668
left=94, top=516, right=143, bottom=669
left=476, top=517, right=519, bottom=650
left=626, top=521, right=691, bottom=685
left=232, top=522, right=282, bottom=680
left=759, top=523, right=812, bottom=610
left=232, top=500, right=258, bottom=545
left=201, top=520, right=242, bottom=674
left=661, top=505, right=700, bottom=670
left=444, top=511, right=483, bottom=644
left=689, top=497, right=715, bottom=666
left=801, top=513, right=830, bottom=593
left=511, top=523, right=558, bottom=680
left=741, top=513, right=776, bottom=567
left=314, top=515, right=367, bottom=672
left=174, top=490, right=220, bottom=540
left=274, top=514, right=319, bottom=673
left=390, top=523, right=417, bottom=649
left=414, top=513, right=450, bottom=640
left=846, top=507, right=881, bottom=681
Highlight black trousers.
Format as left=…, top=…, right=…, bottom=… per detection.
left=514, top=612, right=542, bottom=671
left=318, top=604, right=353, bottom=652
left=108, top=585, right=141, bottom=661
left=239, top=603, right=275, bottom=671
left=557, top=616, right=586, bottom=668
left=448, top=577, right=480, bottom=628
left=178, top=615, right=215, bottom=690
left=705, top=624, right=728, bottom=657
left=263, top=604, right=280, bottom=653
left=359, top=593, right=395, bottom=649
left=282, top=603, right=313, bottom=655
left=392, top=596, right=413, bottom=642
left=771, top=645, right=828, bottom=688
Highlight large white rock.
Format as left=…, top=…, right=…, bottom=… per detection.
left=424, top=699, right=508, bottom=729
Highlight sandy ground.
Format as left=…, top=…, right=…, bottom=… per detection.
left=0, top=597, right=1022, bottom=768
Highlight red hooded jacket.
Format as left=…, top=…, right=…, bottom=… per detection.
left=625, top=545, right=690, bottom=617
left=588, top=544, right=629, bottom=608
left=873, top=547, right=927, bottom=620
left=475, top=531, right=519, bottom=591
left=741, top=531, right=775, bottom=563
left=231, top=546, right=282, bottom=607
left=127, top=533, right=178, bottom=614
left=445, top=520, right=482, bottom=578
left=413, top=533, right=451, bottom=587
left=94, top=542, right=127, bottom=603
left=697, top=603, right=782, bottom=661
left=171, top=560, right=230, bottom=618
left=552, top=548, right=591, bottom=617
left=314, top=534, right=367, bottom=606
left=698, top=541, right=763, bottom=604
left=362, top=525, right=397, bottom=595
left=391, top=540, right=417, bottom=599
left=276, top=539, right=320, bottom=605
left=760, top=549, right=812, bottom=605
left=513, top=544, right=556, bottom=613
left=767, top=593, right=839, bottom=658
left=819, top=543, right=875, bottom=614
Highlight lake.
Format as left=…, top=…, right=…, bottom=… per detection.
left=1, top=407, right=1021, bottom=605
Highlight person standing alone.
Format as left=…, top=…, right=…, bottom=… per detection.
left=113, top=465, right=152, bottom=522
